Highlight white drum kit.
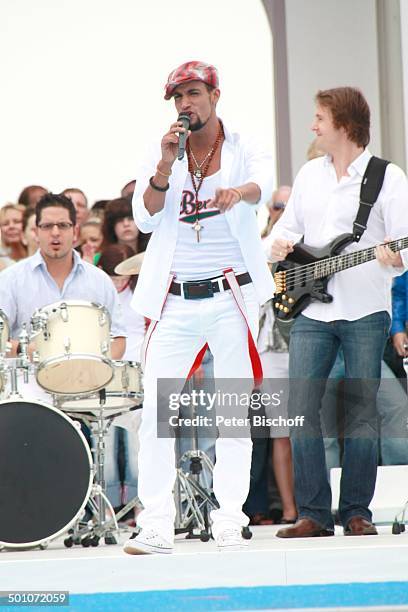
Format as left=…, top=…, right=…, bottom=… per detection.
left=0, top=301, right=143, bottom=551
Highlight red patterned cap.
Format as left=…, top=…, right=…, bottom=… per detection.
left=164, top=61, right=219, bottom=100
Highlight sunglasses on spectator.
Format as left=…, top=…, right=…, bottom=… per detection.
left=272, top=201, right=286, bottom=210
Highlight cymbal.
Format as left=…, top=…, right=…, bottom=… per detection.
left=114, top=251, right=145, bottom=275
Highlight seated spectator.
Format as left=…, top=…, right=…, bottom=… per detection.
left=22, top=208, right=38, bottom=256
left=62, top=187, right=89, bottom=227
left=306, top=138, right=326, bottom=161
left=0, top=204, right=27, bottom=262
left=391, top=271, right=408, bottom=360
left=18, top=185, right=48, bottom=211
left=78, top=218, right=103, bottom=264
left=90, top=200, right=109, bottom=220
left=101, top=197, right=150, bottom=256
left=121, top=180, right=136, bottom=199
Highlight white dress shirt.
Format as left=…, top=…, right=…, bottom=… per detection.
left=0, top=249, right=126, bottom=339
left=131, top=121, right=275, bottom=321
left=266, top=149, right=408, bottom=322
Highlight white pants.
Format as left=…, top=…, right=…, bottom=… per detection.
left=137, top=283, right=259, bottom=542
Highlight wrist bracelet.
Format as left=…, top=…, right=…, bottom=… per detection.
left=231, top=187, right=243, bottom=202
left=149, top=176, right=169, bottom=192
left=156, top=165, right=172, bottom=178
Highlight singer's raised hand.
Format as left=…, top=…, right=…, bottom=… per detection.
left=161, top=121, right=190, bottom=164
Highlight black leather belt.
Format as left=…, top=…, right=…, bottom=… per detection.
left=169, top=272, right=252, bottom=300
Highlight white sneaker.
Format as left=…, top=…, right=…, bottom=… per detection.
left=123, top=530, right=174, bottom=555
left=216, top=528, right=248, bottom=552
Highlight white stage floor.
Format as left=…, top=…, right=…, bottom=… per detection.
left=1, top=525, right=408, bottom=610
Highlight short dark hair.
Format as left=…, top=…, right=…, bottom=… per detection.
left=35, top=193, right=77, bottom=226
left=315, top=87, right=370, bottom=147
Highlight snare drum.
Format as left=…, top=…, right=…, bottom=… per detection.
left=31, top=301, right=113, bottom=395
left=59, top=360, right=143, bottom=416
left=0, top=399, right=93, bottom=549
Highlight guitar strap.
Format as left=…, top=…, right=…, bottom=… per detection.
left=352, top=155, right=390, bottom=242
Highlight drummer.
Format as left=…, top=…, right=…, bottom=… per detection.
left=0, top=192, right=126, bottom=361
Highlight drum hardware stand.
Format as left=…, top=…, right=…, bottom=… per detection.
left=174, top=446, right=217, bottom=542
left=61, top=388, right=120, bottom=547
left=173, top=402, right=218, bottom=542
left=1, top=325, right=32, bottom=398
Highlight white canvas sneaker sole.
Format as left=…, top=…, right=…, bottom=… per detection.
left=215, top=528, right=249, bottom=552
left=123, top=537, right=173, bottom=555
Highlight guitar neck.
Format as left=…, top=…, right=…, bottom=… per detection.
left=314, top=236, right=408, bottom=278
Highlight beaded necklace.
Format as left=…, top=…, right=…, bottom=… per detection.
left=186, top=121, right=224, bottom=243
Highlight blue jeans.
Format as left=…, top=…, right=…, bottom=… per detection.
left=288, top=312, right=390, bottom=529
left=323, top=358, right=408, bottom=469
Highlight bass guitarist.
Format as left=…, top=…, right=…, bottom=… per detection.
left=267, top=87, right=408, bottom=538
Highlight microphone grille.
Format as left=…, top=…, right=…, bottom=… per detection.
left=178, top=113, right=190, bottom=127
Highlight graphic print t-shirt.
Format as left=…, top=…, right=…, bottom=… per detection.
left=171, top=171, right=246, bottom=281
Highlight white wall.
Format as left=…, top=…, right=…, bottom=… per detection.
left=284, top=0, right=382, bottom=176
left=0, top=0, right=275, bottom=206
left=400, top=0, right=408, bottom=168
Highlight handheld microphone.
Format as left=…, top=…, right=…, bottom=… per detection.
left=177, top=113, right=190, bottom=160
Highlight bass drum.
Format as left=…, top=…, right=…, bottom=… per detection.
left=0, top=399, right=93, bottom=549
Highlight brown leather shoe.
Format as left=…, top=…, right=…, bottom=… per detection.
left=344, top=516, right=378, bottom=536
left=276, top=518, right=334, bottom=538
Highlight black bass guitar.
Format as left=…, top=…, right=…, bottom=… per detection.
left=273, top=233, right=408, bottom=322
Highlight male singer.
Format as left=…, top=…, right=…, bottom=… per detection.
left=123, top=61, right=274, bottom=554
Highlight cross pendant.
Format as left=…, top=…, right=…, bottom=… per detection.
left=192, top=220, right=202, bottom=242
